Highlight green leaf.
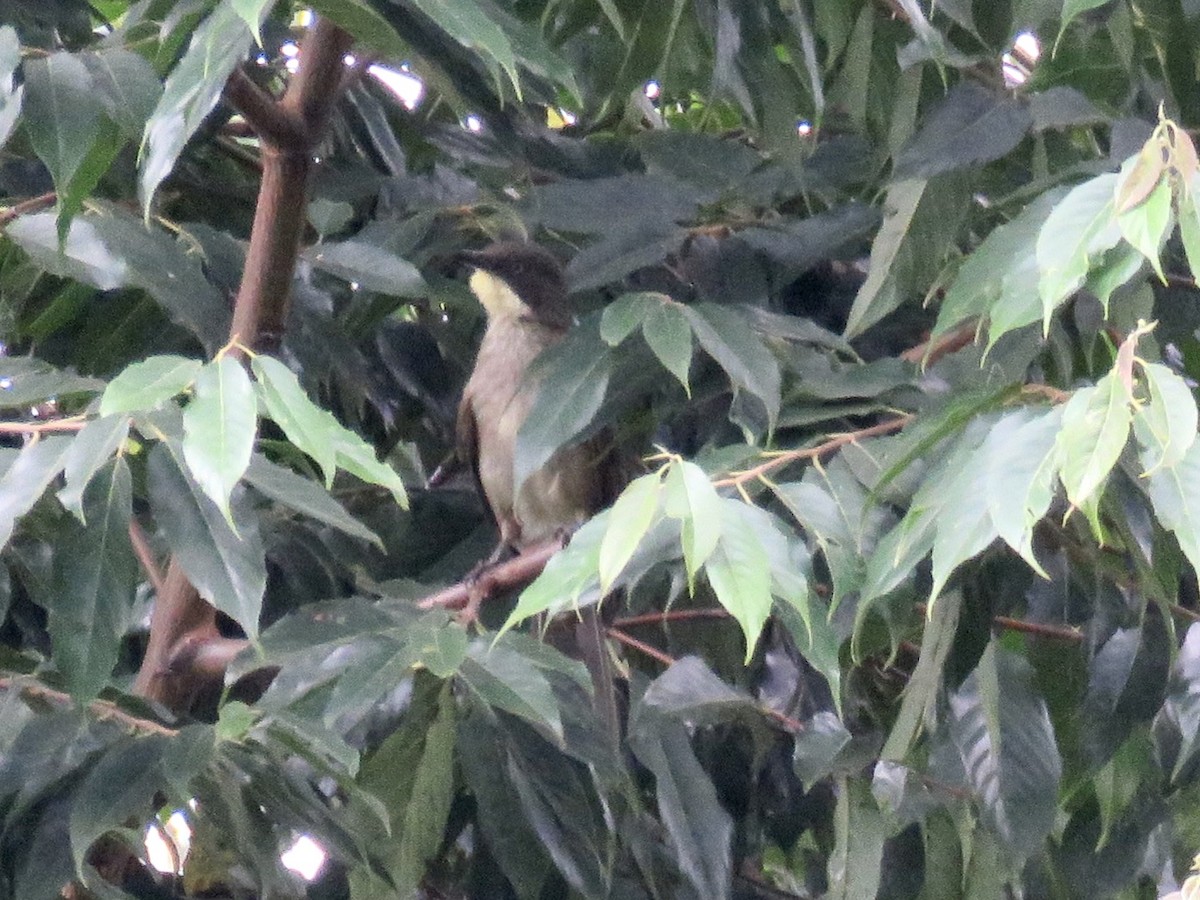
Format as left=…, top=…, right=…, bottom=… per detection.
left=306, top=240, right=428, bottom=297
left=58, top=416, right=130, bottom=520
left=643, top=301, right=694, bottom=394
left=333, top=437, right=408, bottom=508
left=0, top=435, right=73, bottom=550
left=183, top=357, right=257, bottom=526
left=147, top=442, right=266, bottom=639
left=0, top=26, right=21, bottom=149
left=882, top=590, right=962, bottom=760
left=48, top=458, right=137, bottom=699
left=306, top=0, right=411, bottom=58
left=1037, top=174, right=1122, bottom=330
left=845, top=173, right=971, bottom=338
left=705, top=498, right=773, bottom=662
left=1179, top=190, right=1200, bottom=281
left=638, top=656, right=759, bottom=725
left=663, top=460, right=722, bottom=590
left=140, top=0, right=255, bottom=214
left=1059, top=0, right=1115, bottom=42
left=984, top=407, right=1063, bottom=574
left=99, top=355, right=202, bottom=416
left=243, top=454, right=382, bottom=548
left=0, top=357, right=102, bottom=409
left=893, top=82, right=1032, bottom=180
left=826, top=777, right=886, bottom=900
left=598, top=471, right=663, bottom=594
left=515, top=322, right=611, bottom=491
left=1115, top=173, right=1171, bottom=281
left=932, top=188, right=1066, bottom=345
left=947, top=642, right=1062, bottom=854
left=69, top=735, right=167, bottom=870
left=79, top=49, right=162, bottom=141
left=1056, top=374, right=1131, bottom=509
left=628, top=715, right=733, bottom=900
left=406, top=0, right=521, bottom=98
left=230, top=0, right=272, bottom=44
left=251, top=355, right=339, bottom=485
left=6, top=206, right=231, bottom=351
left=22, top=52, right=104, bottom=233
left=1143, top=441, right=1200, bottom=574
left=1134, top=362, right=1198, bottom=472
left=683, top=304, right=781, bottom=432
left=503, top=512, right=606, bottom=629
left=599, top=292, right=656, bottom=345
left=459, top=638, right=562, bottom=741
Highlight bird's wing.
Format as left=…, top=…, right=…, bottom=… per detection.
left=455, top=391, right=497, bottom=528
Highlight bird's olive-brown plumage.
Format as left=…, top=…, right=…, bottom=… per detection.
left=456, top=241, right=622, bottom=553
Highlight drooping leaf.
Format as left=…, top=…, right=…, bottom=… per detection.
left=406, top=0, right=522, bottom=97
left=243, top=454, right=382, bottom=547
left=1143, top=441, right=1200, bottom=574
left=1133, top=361, right=1198, bottom=473
left=826, top=777, right=886, bottom=900
left=0, top=435, right=73, bottom=551
left=947, top=642, right=1062, bottom=854
left=1037, top=174, right=1122, bottom=329
left=705, top=498, right=773, bottom=661
left=598, top=471, right=663, bottom=594
left=251, top=355, right=339, bottom=485
left=58, top=416, right=130, bottom=521
left=79, top=48, right=162, bottom=141
left=99, top=355, right=202, bottom=416
left=182, top=357, right=257, bottom=525
left=7, top=207, right=231, bottom=351
left=683, top=303, right=781, bottom=432
left=147, top=442, right=266, bottom=639
left=459, top=637, right=563, bottom=741
left=599, top=292, right=656, bottom=346
left=642, top=300, right=694, bottom=394
left=1115, top=172, right=1171, bottom=281
left=663, top=460, right=722, bottom=589
left=0, top=26, right=21, bottom=149
left=628, top=714, right=733, bottom=900
left=47, top=458, right=136, bottom=700
left=1056, top=374, right=1131, bottom=509
left=306, top=240, right=428, bottom=297
left=140, top=0, right=255, bottom=213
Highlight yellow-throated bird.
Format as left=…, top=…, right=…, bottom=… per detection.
left=457, top=240, right=625, bottom=740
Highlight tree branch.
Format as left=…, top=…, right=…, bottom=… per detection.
left=416, top=539, right=563, bottom=612
left=0, top=677, right=178, bottom=736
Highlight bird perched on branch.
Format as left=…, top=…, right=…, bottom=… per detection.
left=456, top=240, right=626, bottom=739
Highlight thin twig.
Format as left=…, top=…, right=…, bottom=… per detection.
left=992, top=615, right=1082, bottom=642
left=713, top=415, right=912, bottom=488
left=613, top=608, right=731, bottom=628
left=606, top=626, right=675, bottom=666
left=0, top=677, right=178, bottom=736
left=128, top=520, right=165, bottom=597
left=0, top=416, right=88, bottom=434
left=0, top=191, right=56, bottom=226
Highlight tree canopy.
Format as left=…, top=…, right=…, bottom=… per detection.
left=3, top=0, right=1200, bottom=897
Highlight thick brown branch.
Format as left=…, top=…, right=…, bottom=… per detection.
left=0, top=677, right=178, bottom=736
left=224, top=68, right=302, bottom=148
left=283, top=16, right=356, bottom=135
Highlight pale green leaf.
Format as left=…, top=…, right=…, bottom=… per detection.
left=0, top=26, right=21, bottom=149
left=1056, top=374, right=1132, bottom=508
left=99, top=355, right=202, bottom=416
left=230, top=0, right=273, bottom=44
left=406, top=0, right=520, bottom=98
left=0, top=436, right=72, bottom=550
left=1143, top=441, right=1200, bottom=574
left=58, top=416, right=130, bottom=520
left=1180, top=190, right=1200, bottom=282
left=503, top=512, right=606, bottom=631
left=984, top=407, right=1063, bottom=574
left=334, top=437, right=408, bottom=508
left=705, top=498, right=773, bottom=662
left=1115, top=175, right=1171, bottom=281
left=183, top=357, right=257, bottom=525
left=1134, top=362, right=1198, bottom=472
left=598, top=472, right=664, bottom=594
left=252, top=355, right=339, bottom=485
left=22, top=53, right=102, bottom=218
left=1037, top=174, right=1122, bottom=330
left=140, top=1, right=254, bottom=213
left=599, top=292, right=655, bottom=345
left=643, top=301, right=693, bottom=394
left=663, top=460, right=722, bottom=590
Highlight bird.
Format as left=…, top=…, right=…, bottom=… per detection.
left=456, top=240, right=625, bottom=741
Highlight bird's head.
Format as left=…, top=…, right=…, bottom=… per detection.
left=459, top=241, right=572, bottom=329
